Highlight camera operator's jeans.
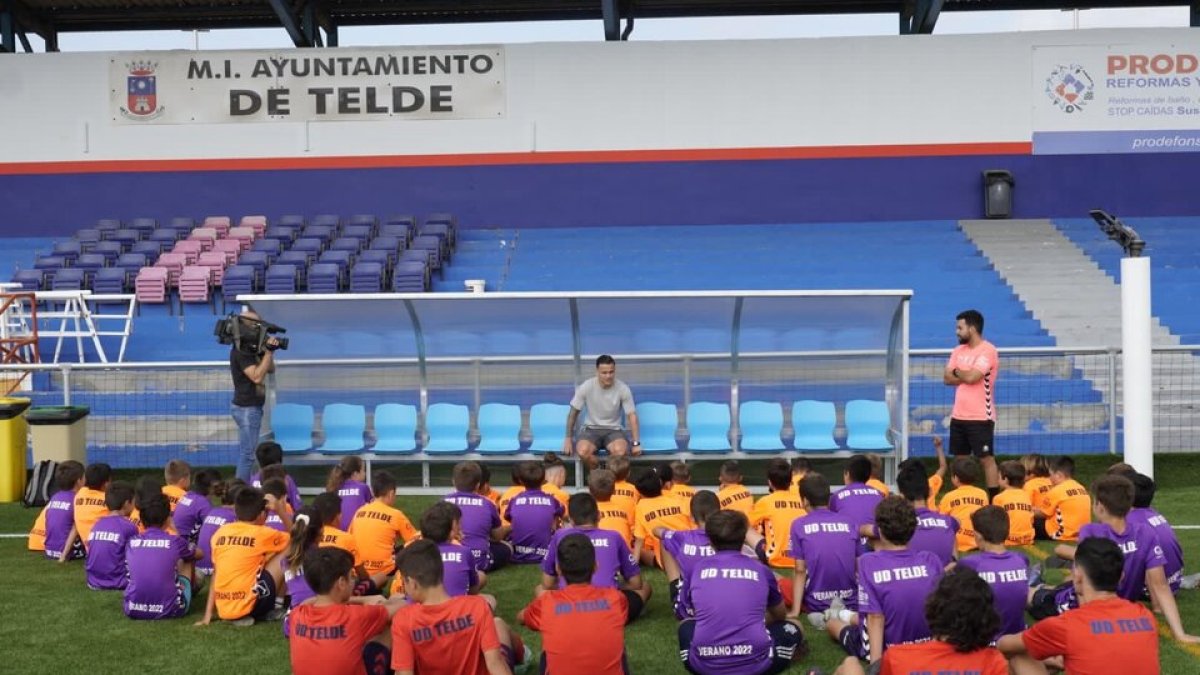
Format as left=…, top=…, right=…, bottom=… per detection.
left=231, top=404, right=263, bottom=481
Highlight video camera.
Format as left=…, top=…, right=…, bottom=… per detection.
left=214, top=313, right=289, bottom=354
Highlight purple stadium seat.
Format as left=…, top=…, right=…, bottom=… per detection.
left=222, top=265, right=257, bottom=301
left=11, top=269, right=44, bottom=292
left=265, top=264, right=300, bottom=293
left=318, top=249, right=352, bottom=272
left=52, top=268, right=86, bottom=291
left=393, top=261, right=429, bottom=292
left=306, top=263, right=342, bottom=293
left=130, top=240, right=164, bottom=261
left=277, top=215, right=306, bottom=228
left=168, top=217, right=196, bottom=230
left=350, top=261, right=384, bottom=293
left=92, top=267, right=129, bottom=294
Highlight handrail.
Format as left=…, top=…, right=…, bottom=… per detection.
left=0, top=344, right=1193, bottom=372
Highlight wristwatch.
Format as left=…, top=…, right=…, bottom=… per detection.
left=632, top=441, right=641, bottom=447
left=952, top=368, right=960, bottom=378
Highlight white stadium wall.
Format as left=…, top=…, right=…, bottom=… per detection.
left=1, top=27, right=1199, bottom=233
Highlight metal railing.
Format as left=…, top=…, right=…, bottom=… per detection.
left=4, top=344, right=1197, bottom=473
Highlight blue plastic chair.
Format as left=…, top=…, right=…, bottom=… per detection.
left=51, top=268, right=86, bottom=291
left=92, top=268, right=128, bottom=294
left=529, top=403, right=570, bottom=453
left=845, top=399, right=892, bottom=450
left=277, top=215, right=306, bottom=228
left=792, top=400, right=840, bottom=451
left=272, top=403, right=314, bottom=454
left=739, top=401, right=784, bottom=452
left=373, top=403, right=418, bottom=454
left=319, top=403, right=366, bottom=453
left=634, top=402, right=678, bottom=454
left=11, top=269, right=44, bottom=292
left=349, top=262, right=384, bottom=293
left=222, top=265, right=257, bottom=301
left=424, top=403, right=469, bottom=453
left=686, top=402, right=731, bottom=452
left=477, top=403, right=522, bottom=453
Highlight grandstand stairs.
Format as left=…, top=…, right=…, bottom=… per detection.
left=961, top=219, right=1198, bottom=451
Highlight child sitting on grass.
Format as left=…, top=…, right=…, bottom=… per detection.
left=124, top=494, right=200, bottom=620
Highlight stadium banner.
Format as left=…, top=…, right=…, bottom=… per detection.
left=1032, top=44, right=1200, bottom=154
left=108, top=47, right=506, bottom=124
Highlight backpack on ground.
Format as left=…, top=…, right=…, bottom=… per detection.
left=23, top=459, right=57, bottom=508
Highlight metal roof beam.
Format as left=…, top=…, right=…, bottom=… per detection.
left=266, top=0, right=312, bottom=47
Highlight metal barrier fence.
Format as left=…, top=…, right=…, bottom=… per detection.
left=6, top=345, right=1199, bottom=472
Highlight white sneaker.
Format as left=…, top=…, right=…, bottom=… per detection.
left=227, top=617, right=255, bottom=627
left=806, top=612, right=827, bottom=630
left=1181, top=573, right=1200, bottom=590
left=821, top=596, right=847, bottom=625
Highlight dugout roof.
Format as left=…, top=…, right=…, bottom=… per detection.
left=4, top=0, right=1198, bottom=52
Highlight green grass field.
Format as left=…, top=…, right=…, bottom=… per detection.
left=3, top=455, right=1200, bottom=673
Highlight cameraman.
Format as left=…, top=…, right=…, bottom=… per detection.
left=230, top=310, right=280, bottom=481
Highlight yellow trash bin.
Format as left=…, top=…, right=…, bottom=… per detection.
left=0, top=397, right=31, bottom=502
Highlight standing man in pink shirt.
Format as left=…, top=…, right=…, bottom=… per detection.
left=944, top=310, right=1001, bottom=499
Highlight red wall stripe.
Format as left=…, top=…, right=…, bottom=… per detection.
left=0, top=141, right=1033, bottom=176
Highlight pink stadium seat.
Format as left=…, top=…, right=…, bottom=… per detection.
left=155, top=252, right=187, bottom=287
left=227, top=227, right=255, bottom=251
left=178, top=265, right=211, bottom=305
left=197, top=251, right=228, bottom=285
left=171, top=240, right=203, bottom=263
left=212, top=239, right=242, bottom=265
left=203, top=216, right=231, bottom=237
left=188, top=227, right=218, bottom=250
left=239, top=215, right=268, bottom=238
left=134, top=266, right=169, bottom=304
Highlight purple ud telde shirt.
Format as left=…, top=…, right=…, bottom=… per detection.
left=830, top=482, right=883, bottom=551
left=172, top=491, right=213, bottom=544
left=195, top=506, right=235, bottom=575
left=85, top=513, right=139, bottom=590
left=857, top=548, right=943, bottom=650
left=1079, top=521, right=1167, bottom=601
left=542, top=527, right=639, bottom=589
left=1128, top=507, right=1184, bottom=592
left=43, top=490, right=77, bottom=560
left=444, top=491, right=502, bottom=570
left=661, top=528, right=716, bottom=619
left=250, top=472, right=303, bottom=513
left=788, top=509, right=859, bottom=612
left=282, top=556, right=317, bottom=637
left=336, top=480, right=373, bottom=531
left=124, top=527, right=197, bottom=620
left=440, top=541, right=480, bottom=597
left=908, top=507, right=959, bottom=568
left=265, top=510, right=289, bottom=532
left=683, top=550, right=782, bottom=675
left=505, top=489, right=564, bottom=563
left=959, top=550, right=1030, bottom=636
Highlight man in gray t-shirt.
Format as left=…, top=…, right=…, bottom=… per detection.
left=564, top=354, right=641, bottom=469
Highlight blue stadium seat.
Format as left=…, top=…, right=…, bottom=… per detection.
left=11, top=269, right=44, bottom=291
left=331, top=237, right=363, bottom=255
left=424, top=403, right=469, bottom=454
left=349, top=262, right=384, bottom=293
left=318, top=249, right=353, bottom=273
left=91, top=241, right=123, bottom=262
left=738, top=401, right=784, bottom=452
left=342, top=224, right=374, bottom=241
left=310, top=215, right=341, bottom=229
left=319, top=403, right=367, bottom=454
left=110, top=229, right=142, bottom=248
left=477, top=403, right=522, bottom=453
left=52, top=241, right=82, bottom=262
left=52, top=267, right=86, bottom=291
left=380, top=223, right=413, bottom=243
left=130, top=241, right=164, bottom=261
left=686, top=402, right=731, bottom=452
left=35, top=255, right=66, bottom=271
left=402, top=245, right=440, bottom=281
left=74, top=254, right=108, bottom=284
left=95, top=218, right=123, bottom=230
left=92, top=268, right=128, bottom=294
left=347, top=214, right=378, bottom=228
left=292, top=237, right=324, bottom=257
left=374, top=401, right=422, bottom=454
left=116, top=253, right=148, bottom=274
left=168, top=216, right=195, bottom=230
left=251, top=238, right=282, bottom=258
left=265, top=264, right=300, bottom=294
left=276, top=252, right=311, bottom=283
left=272, top=403, right=314, bottom=454
left=529, top=403, right=570, bottom=453
left=306, top=263, right=342, bottom=293
left=129, top=217, right=158, bottom=232
left=264, top=226, right=299, bottom=244
left=393, top=261, right=429, bottom=292
left=277, top=215, right=306, bottom=228
left=420, top=222, right=455, bottom=253
left=845, top=399, right=892, bottom=450
left=358, top=249, right=394, bottom=275
left=239, top=251, right=271, bottom=275
left=634, top=402, right=678, bottom=453
left=76, top=229, right=102, bottom=251
left=302, top=226, right=335, bottom=244
left=792, top=400, right=839, bottom=451
left=222, top=265, right=258, bottom=301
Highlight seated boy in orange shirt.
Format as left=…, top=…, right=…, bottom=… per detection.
left=992, top=461, right=1035, bottom=546
left=938, top=457, right=989, bottom=552
left=69, top=462, right=112, bottom=555
left=288, top=547, right=407, bottom=675
left=197, top=486, right=290, bottom=625
left=519, top=533, right=629, bottom=675
left=590, top=469, right=634, bottom=546
left=633, top=467, right=695, bottom=567
left=749, top=458, right=807, bottom=569
left=1034, top=456, right=1091, bottom=542
left=350, top=470, right=419, bottom=580
left=716, top=460, right=753, bottom=516
left=390, top=539, right=523, bottom=675
left=670, top=461, right=697, bottom=502
left=865, top=453, right=890, bottom=496
left=162, top=459, right=191, bottom=512
left=607, top=455, right=640, bottom=516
